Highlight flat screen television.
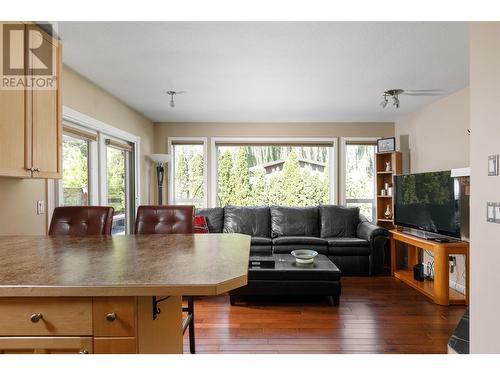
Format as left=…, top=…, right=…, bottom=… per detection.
left=394, top=170, right=460, bottom=238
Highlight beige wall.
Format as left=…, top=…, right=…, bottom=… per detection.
left=154, top=122, right=394, bottom=205
left=395, top=87, right=470, bottom=173
left=63, top=66, right=155, bottom=206
left=0, top=66, right=155, bottom=235
left=469, top=22, right=500, bottom=353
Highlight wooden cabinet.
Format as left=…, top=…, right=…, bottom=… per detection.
left=0, top=337, right=93, bottom=354
left=0, top=297, right=92, bottom=336
left=93, top=337, right=137, bottom=354
left=0, top=296, right=183, bottom=354
left=93, top=297, right=137, bottom=337
left=375, top=151, right=402, bottom=275
left=0, top=22, right=62, bottom=179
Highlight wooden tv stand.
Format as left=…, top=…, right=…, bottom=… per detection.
left=389, top=230, right=469, bottom=306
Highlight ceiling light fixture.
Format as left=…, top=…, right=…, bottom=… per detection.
left=380, top=95, right=388, bottom=108
left=166, top=90, right=185, bottom=108
left=380, top=89, right=445, bottom=109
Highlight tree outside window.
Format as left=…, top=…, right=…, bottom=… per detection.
left=216, top=145, right=330, bottom=207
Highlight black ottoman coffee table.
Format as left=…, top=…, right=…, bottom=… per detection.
left=229, top=254, right=341, bottom=306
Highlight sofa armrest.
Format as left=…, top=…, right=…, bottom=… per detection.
left=357, top=219, right=388, bottom=243
left=357, top=217, right=388, bottom=275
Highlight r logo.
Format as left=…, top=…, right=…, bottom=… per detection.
left=2, top=24, right=53, bottom=76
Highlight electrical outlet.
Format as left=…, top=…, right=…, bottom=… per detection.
left=36, top=200, right=45, bottom=215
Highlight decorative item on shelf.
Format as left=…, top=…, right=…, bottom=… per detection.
left=381, top=189, right=386, bottom=196
left=377, top=137, right=396, bottom=153
left=384, top=205, right=392, bottom=220
left=387, top=186, right=393, bottom=197
left=384, top=182, right=390, bottom=191
left=149, top=154, right=171, bottom=205
left=385, top=161, right=392, bottom=172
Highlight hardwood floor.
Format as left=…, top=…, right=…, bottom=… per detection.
left=183, top=276, right=466, bottom=354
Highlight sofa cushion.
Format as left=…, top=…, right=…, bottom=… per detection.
left=320, top=205, right=360, bottom=238
left=328, top=246, right=371, bottom=256
left=223, top=206, right=271, bottom=237
left=270, top=206, right=319, bottom=238
left=251, top=237, right=273, bottom=246
left=273, top=236, right=327, bottom=246
left=196, top=207, right=224, bottom=233
left=272, top=236, right=328, bottom=254
left=325, top=237, right=369, bottom=247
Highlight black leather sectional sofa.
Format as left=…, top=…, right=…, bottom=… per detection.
left=197, top=205, right=388, bottom=276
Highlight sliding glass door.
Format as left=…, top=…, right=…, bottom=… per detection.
left=105, top=139, right=133, bottom=235
left=56, top=121, right=138, bottom=235
left=61, top=134, right=90, bottom=206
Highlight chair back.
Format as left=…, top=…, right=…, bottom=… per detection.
left=49, top=206, right=114, bottom=236
left=135, top=205, right=194, bottom=234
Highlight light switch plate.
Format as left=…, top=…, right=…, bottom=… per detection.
left=495, top=203, right=500, bottom=224
left=488, top=154, right=499, bottom=176
left=36, top=200, right=45, bottom=215
left=487, top=202, right=495, bottom=222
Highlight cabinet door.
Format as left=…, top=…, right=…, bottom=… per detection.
left=0, top=337, right=93, bottom=354
left=29, top=25, right=62, bottom=179
left=94, top=337, right=137, bottom=354
left=0, top=23, right=31, bottom=177
left=93, top=297, right=137, bottom=337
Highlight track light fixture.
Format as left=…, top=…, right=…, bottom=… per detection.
left=380, top=95, right=388, bottom=108
left=166, top=90, right=186, bottom=108
left=380, top=89, right=403, bottom=109
left=380, top=88, right=446, bottom=109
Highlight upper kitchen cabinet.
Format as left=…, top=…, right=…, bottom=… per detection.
left=0, top=22, right=62, bottom=179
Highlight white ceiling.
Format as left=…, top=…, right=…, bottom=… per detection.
left=58, top=22, right=469, bottom=123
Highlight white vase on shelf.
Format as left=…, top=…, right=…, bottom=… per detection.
left=384, top=205, right=392, bottom=220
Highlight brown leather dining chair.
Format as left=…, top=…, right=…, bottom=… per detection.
left=49, top=206, right=115, bottom=236
left=134, top=205, right=196, bottom=354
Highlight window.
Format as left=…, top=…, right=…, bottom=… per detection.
left=343, top=139, right=376, bottom=221
left=169, top=139, right=207, bottom=208
left=105, top=139, right=134, bottom=235
left=53, top=109, right=141, bottom=235
left=213, top=139, right=336, bottom=207
left=61, top=134, right=90, bottom=206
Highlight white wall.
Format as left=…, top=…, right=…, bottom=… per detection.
left=395, top=87, right=470, bottom=173
left=469, top=22, right=500, bottom=353
left=395, top=88, right=470, bottom=293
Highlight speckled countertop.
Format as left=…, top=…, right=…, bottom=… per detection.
left=0, top=234, right=250, bottom=297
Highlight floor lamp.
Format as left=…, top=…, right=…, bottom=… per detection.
left=149, top=154, right=171, bottom=205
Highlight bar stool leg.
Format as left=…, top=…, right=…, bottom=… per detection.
left=188, top=297, right=195, bottom=354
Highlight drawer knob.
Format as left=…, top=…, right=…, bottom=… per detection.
left=79, top=350, right=89, bottom=354
left=30, top=313, right=43, bottom=323
left=106, top=312, right=117, bottom=322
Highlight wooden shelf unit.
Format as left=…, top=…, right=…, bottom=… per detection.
left=375, top=151, right=402, bottom=230
left=376, top=151, right=402, bottom=275
left=389, top=230, right=469, bottom=306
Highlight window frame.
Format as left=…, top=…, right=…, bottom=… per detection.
left=210, top=137, right=338, bottom=208
left=49, top=106, right=141, bottom=234
left=167, top=137, right=209, bottom=208
left=340, top=136, right=379, bottom=222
